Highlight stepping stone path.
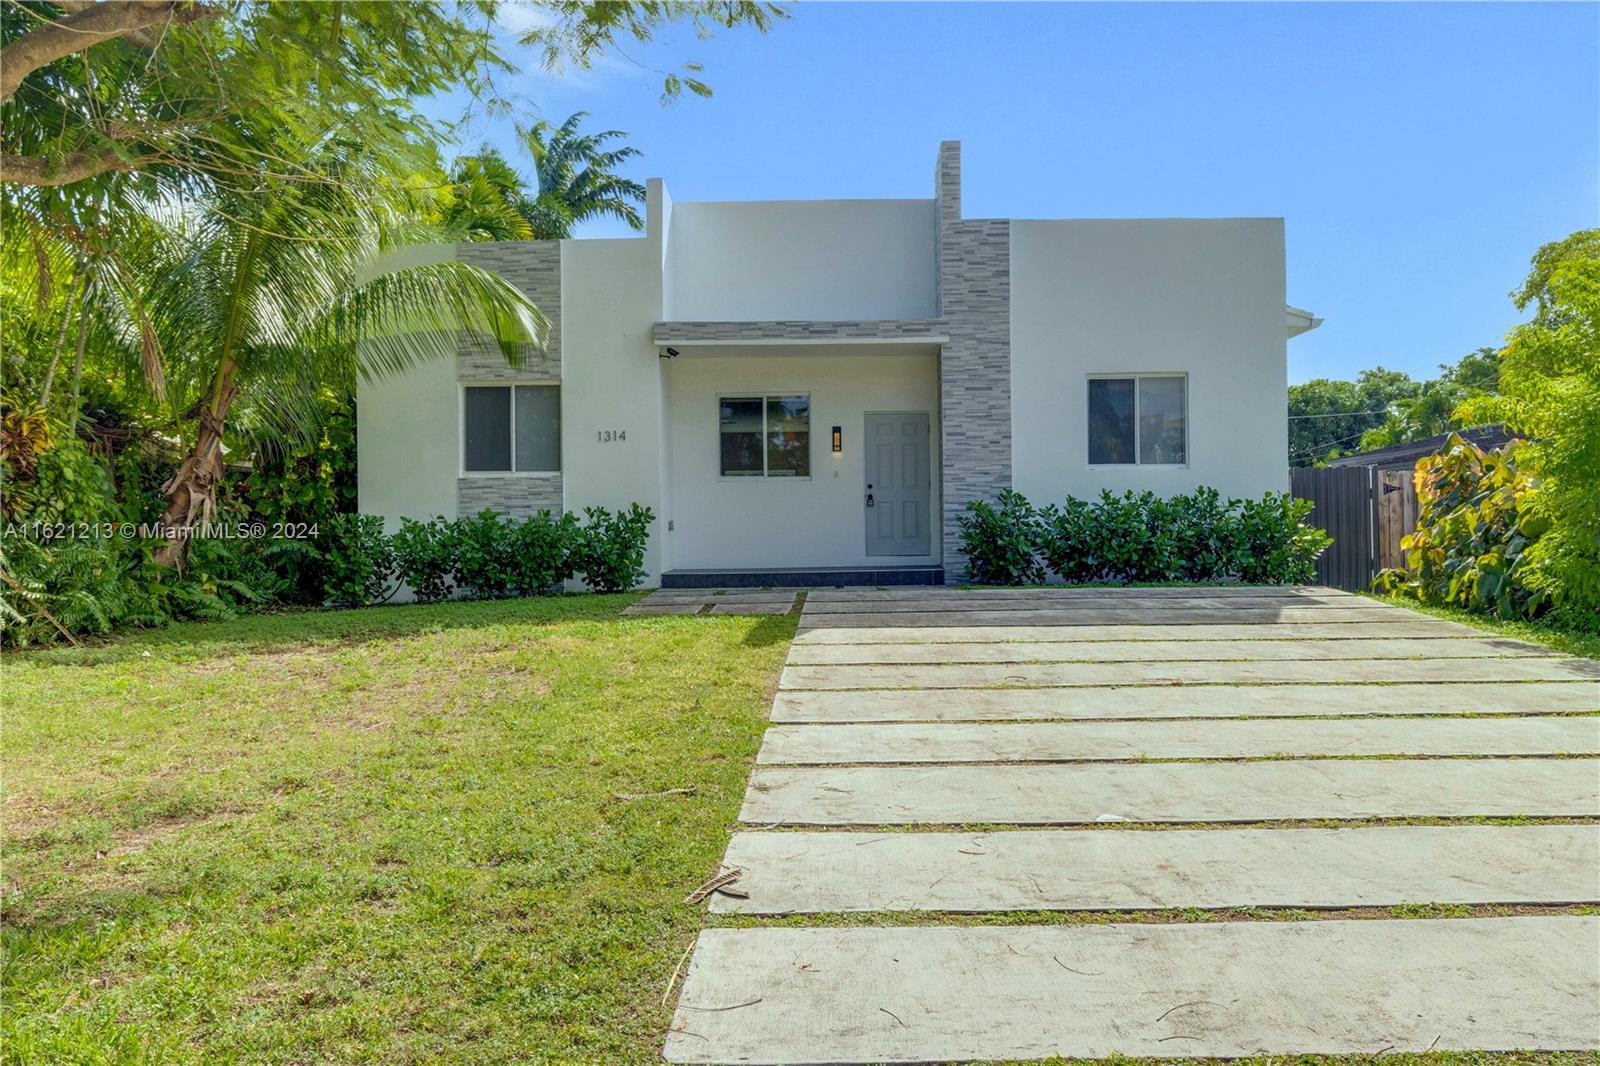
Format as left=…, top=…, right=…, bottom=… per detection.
left=624, top=588, right=801, bottom=616
left=664, top=587, right=1600, bottom=1063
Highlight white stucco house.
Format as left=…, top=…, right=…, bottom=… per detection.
left=358, top=141, right=1321, bottom=586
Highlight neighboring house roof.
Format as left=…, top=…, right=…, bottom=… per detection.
left=1324, top=425, right=1516, bottom=470
left=1286, top=305, right=1323, bottom=337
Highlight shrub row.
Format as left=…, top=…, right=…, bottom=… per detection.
left=0, top=504, right=654, bottom=646
left=377, top=504, right=654, bottom=606
left=958, top=488, right=1332, bottom=586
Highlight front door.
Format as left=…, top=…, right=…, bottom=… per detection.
left=864, top=412, right=932, bottom=556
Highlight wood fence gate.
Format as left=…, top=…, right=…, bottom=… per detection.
left=1289, top=466, right=1420, bottom=591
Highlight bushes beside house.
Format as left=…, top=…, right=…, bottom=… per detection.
left=958, top=488, right=1331, bottom=586
left=389, top=504, right=655, bottom=605
left=1, top=504, right=656, bottom=647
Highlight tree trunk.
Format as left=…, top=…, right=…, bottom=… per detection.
left=153, top=362, right=238, bottom=568
left=66, top=298, right=89, bottom=433
left=38, top=269, right=82, bottom=407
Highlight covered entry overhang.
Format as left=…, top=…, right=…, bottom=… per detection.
left=652, top=322, right=945, bottom=584
left=653, top=319, right=949, bottom=349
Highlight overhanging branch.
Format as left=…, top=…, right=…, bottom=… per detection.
left=0, top=146, right=156, bottom=186
left=0, top=1, right=216, bottom=104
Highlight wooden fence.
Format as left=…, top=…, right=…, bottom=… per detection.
left=1289, top=466, right=1420, bottom=592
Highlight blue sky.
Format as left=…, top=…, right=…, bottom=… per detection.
left=438, top=2, right=1599, bottom=386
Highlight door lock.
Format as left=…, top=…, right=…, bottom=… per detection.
left=865, top=483, right=875, bottom=508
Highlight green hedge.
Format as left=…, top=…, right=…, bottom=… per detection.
left=1, top=504, right=655, bottom=646
left=958, top=488, right=1331, bottom=586
left=345, top=504, right=655, bottom=605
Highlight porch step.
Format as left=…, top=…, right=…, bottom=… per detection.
left=660, top=566, right=944, bottom=589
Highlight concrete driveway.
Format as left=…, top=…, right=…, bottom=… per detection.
left=665, top=586, right=1600, bottom=1064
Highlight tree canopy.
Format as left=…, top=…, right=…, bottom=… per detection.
left=1459, top=229, right=1600, bottom=621
left=1288, top=350, right=1505, bottom=465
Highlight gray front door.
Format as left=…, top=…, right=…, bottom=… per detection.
left=865, top=412, right=932, bottom=556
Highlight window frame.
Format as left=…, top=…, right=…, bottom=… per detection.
left=1085, top=372, right=1189, bottom=468
left=716, top=392, right=813, bottom=481
left=459, top=380, right=562, bottom=477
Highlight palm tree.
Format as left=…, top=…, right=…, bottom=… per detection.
left=442, top=113, right=646, bottom=242
left=142, top=163, right=545, bottom=565
left=520, top=112, right=646, bottom=239
left=438, top=148, right=534, bottom=243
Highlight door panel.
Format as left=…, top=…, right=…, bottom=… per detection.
left=865, top=412, right=932, bottom=556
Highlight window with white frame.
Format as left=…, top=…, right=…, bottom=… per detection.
left=1087, top=375, right=1187, bottom=465
left=463, top=384, right=561, bottom=472
left=720, top=395, right=810, bottom=478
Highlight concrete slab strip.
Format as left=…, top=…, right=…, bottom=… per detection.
left=771, top=682, right=1600, bottom=722
left=797, top=607, right=1429, bottom=628
left=791, top=620, right=1484, bottom=643
left=805, top=595, right=1387, bottom=614
left=644, top=588, right=807, bottom=602
left=711, top=824, right=1600, bottom=913
left=779, top=657, right=1600, bottom=689
left=755, top=716, right=1600, bottom=764
left=802, top=585, right=1358, bottom=602
left=739, top=758, right=1600, bottom=824
left=663, top=918, right=1600, bottom=1062
left=787, top=636, right=1556, bottom=665
left=708, top=602, right=795, bottom=615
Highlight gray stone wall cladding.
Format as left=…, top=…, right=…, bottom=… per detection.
left=455, top=241, right=564, bottom=516
left=455, top=241, right=562, bottom=381
left=652, top=320, right=947, bottom=344
left=458, top=475, right=564, bottom=519
left=935, top=142, right=1013, bottom=581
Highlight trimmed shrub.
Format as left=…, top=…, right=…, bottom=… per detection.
left=1375, top=435, right=1547, bottom=619
left=1036, top=496, right=1097, bottom=583
left=1234, top=492, right=1329, bottom=585
left=507, top=510, right=580, bottom=596
left=450, top=508, right=519, bottom=599
left=1169, top=486, right=1238, bottom=582
left=571, top=504, right=654, bottom=593
left=959, top=489, right=1045, bottom=585
left=390, top=517, right=454, bottom=604
left=322, top=513, right=396, bottom=607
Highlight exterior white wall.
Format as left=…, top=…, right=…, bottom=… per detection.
left=666, top=200, right=937, bottom=321
left=664, top=350, right=941, bottom=570
left=356, top=243, right=461, bottom=530
left=558, top=236, right=668, bottom=581
left=1008, top=218, right=1289, bottom=504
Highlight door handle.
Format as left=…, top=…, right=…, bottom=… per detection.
left=865, top=493, right=875, bottom=507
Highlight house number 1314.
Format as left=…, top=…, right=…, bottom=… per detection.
left=596, top=429, right=626, bottom=442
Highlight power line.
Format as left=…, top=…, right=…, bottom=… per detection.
left=1289, top=427, right=1374, bottom=461
left=1287, top=409, right=1391, bottom=420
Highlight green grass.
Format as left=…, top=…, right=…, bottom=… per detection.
left=1369, top=594, right=1600, bottom=661
left=1, top=595, right=795, bottom=1065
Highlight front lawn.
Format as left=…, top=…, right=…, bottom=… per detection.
left=2, top=596, right=795, bottom=1064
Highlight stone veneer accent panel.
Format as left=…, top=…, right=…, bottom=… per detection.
left=458, top=475, right=563, bottom=519
left=456, top=241, right=562, bottom=381
left=456, top=241, right=564, bottom=516
left=936, top=142, right=1011, bottom=580
left=653, top=320, right=948, bottom=344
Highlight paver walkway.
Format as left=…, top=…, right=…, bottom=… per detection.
left=664, top=587, right=1600, bottom=1064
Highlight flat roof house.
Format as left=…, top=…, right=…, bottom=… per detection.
left=358, top=141, right=1321, bottom=586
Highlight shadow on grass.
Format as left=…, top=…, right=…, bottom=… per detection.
left=16, top=591, right=809, bottom=669
left=12, top=593, right=653, bottom=668
left=740, top=613, right=800, bottom=648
